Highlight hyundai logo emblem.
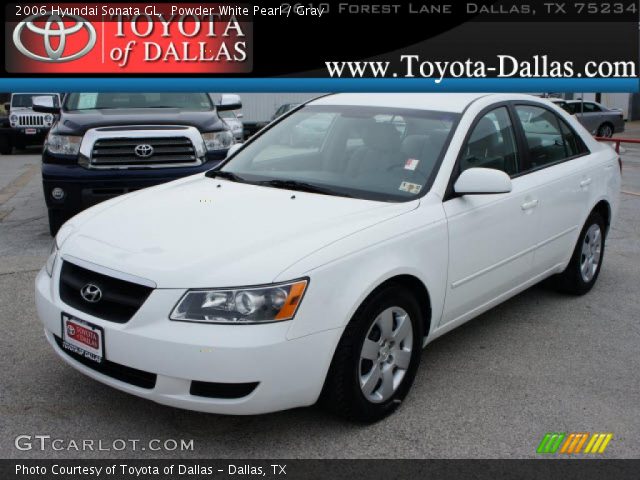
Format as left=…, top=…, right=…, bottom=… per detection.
left=134, top=144, right=154, bottom=158
left=80, top=283, right=102, bottom=303
left=13, top=13, right=97, bottom=63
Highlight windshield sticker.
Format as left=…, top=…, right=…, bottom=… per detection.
left=399, top=181, right=422, bottom=194
left=404, top=158, right=420, bottom=171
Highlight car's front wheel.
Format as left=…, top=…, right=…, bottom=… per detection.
left=552, top=211, right=606, bottom=295
left=320, top=284, right=424, bottom=422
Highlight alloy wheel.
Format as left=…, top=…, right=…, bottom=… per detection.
left=580, top=224, right=602, bottom=283
left=358, top=307, right=414, bottom=403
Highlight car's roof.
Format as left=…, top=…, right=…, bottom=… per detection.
left=309, top=93, right=543, bottom=113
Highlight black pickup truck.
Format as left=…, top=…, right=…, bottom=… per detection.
left=34, top=92, right=239, bottom=235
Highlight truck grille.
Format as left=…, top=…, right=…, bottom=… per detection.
left=91, top=137, right=198, bottom=167
left=59, top=261, right=153, bottom=323
left=17, top=115, right=45, bottom=126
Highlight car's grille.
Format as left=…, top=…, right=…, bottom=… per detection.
left=54, top=335, right=157, bottom=389
left=59, top=261, right=153, bottom=323
left=17, top=115, right=45, bottom=126
left=91, top=137, right=197, bottom=167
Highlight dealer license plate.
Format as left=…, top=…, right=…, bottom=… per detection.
left=61, top=314, right=104, bottom=364
left=25, top=128, right=37, bottom=135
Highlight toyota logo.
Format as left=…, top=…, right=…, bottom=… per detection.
left=134, top=144, right=154, bottom=158
left=13, top=13, right=96, bottom=63
left=80, top=283, right=102, bottom=303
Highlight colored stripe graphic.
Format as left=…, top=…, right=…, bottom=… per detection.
left=584, top=433, right=613, bottom=454
left=560, top=433, right=589, bottom=454
left=538, top=433, right=613, bottom=454
left=537, top=433, right=566, bottom=454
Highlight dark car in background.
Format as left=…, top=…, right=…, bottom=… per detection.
left=34, top=92, right=240, bottom=235
left=550, top=99, right=625, bottom=137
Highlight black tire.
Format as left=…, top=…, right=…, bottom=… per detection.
left=320, top=283, right=424, bottom=423
left=48, top=210, right=68, bottom=236
left=0, top=135, right=11, bottom=155
left=597, top=123, right=614, bottom=138
left=552, top=211, right=606, bottom=295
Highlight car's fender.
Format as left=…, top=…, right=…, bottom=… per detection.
left=277, top=195, right=449, bottom=341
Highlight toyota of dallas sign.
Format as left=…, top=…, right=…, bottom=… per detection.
left=6, top=3, right=252, bottom=73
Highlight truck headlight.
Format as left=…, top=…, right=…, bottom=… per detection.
left=46, top=134, right=82, bottom=155
left=44, top=114, right=54, bottom=126
left=170, top=279, right=308, bottom=324
left=9, top=114, right=18, bottom=126
left=202, top=131, right=234, bottom=151
left=45, top=241, right=59, bottom=277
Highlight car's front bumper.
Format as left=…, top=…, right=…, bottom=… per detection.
left=35, top=267, right=342, bottom=415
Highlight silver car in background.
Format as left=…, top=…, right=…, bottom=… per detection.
left=551, top=99, right=625, bottom=137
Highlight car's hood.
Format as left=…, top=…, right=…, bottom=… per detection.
left=61, top=176, right=418, bottom=288
left=55, top=109, right=226, bottom=135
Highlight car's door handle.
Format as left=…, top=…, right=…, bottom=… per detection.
left=580, top=178, right=593, bottom=188
left=521, top=199, right=539, bottom=211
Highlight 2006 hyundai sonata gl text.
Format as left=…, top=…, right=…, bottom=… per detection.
left=36, top=93, right=620, bottom=421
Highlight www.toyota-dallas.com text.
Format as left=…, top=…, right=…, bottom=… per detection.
left=326, top=55, right=637, bottom=83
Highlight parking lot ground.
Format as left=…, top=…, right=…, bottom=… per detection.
left=0, top=131, right=639, bottom=459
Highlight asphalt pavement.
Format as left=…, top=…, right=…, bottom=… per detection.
left=0, top=131, right=639, bottom=459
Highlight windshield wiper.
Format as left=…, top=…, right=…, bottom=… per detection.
left=258, top=179, right=350, bottom=197
left=205, top=170, right=246, bottom=182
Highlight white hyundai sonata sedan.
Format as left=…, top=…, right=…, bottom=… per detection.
left=36, top=93, right=620, bottom=422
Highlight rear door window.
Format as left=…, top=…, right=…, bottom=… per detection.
left=515, top=105, right=586, bottom=170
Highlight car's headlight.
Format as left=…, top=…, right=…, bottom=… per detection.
left=46, top=134, right=82, bottom=155
left=44, top=114, right=54, bottom=126
left=45, top=241, right=59, bottom=277
left=202, top=130, right=234, bottom=151
left=9, top=114, right=18, bottom=124
left=170, top=279, right=308, bottom=324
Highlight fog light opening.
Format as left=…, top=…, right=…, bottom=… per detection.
left=51, top=187, right=65, bottom=201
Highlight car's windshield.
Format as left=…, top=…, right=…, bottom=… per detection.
left=64, top=93, right=213, bottom=111
left=221, top=105, right=459, bottom=202
left=12, top=94, right=59, bottom=108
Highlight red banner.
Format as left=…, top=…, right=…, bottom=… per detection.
left=6, top=3, right=253, bottom=73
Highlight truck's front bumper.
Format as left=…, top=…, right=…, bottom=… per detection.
left=42, top=155, right=224, bottom=213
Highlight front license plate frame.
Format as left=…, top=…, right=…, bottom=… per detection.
left=61, top=313, right=105, bottom=364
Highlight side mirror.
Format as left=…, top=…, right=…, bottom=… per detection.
left=32, top=96, right=60, bottom=114
left=454, top=168, right=512, bottom=195
left=226, top=143, right=243, bottom=158
left=3, top=103, right=9, bottom=111
left=217, top=94, right=242, bottom=112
